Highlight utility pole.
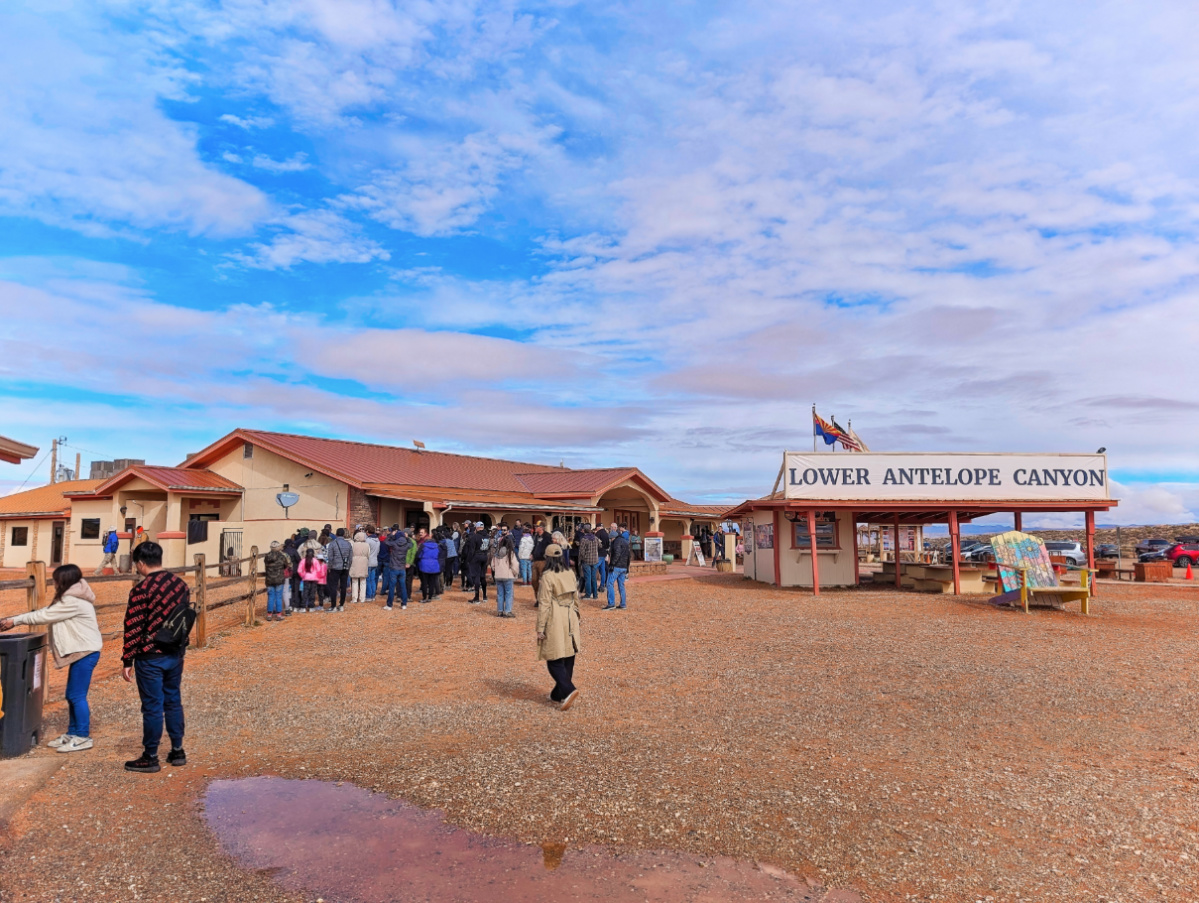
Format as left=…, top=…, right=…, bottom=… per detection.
left=75, top=452, right=81, bottom=482
left=50, top=439, right=58, bottom=484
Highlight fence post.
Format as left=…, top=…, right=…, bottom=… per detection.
left=194, top=553, right=208, bottom=648
left=245, top=545, right=259, bottom=627
left=25, top=559, right=48, bottom=697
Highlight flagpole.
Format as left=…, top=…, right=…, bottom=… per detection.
left=812, top=403, right=817, bottom=452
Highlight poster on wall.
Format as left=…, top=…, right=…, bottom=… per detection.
left=880, top=526, right=918, bottom=552
left=745, top=520, right=754, bottom=552
left=754, top=523, right=774, bottom=550
left=643, top=536, right=663, bottom=563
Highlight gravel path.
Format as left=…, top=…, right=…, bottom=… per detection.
left=1, top=575, right=1196, bottom=902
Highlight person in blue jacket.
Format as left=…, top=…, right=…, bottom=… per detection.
left=94, top=527, right=120, bottom=576
left=417, top=530, right=441, bottom=603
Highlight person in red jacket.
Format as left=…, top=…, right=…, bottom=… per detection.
left=120, top=542, right=190, bottom=774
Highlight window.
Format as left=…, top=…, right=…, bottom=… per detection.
left=243, top=441, right=254, bottom=459
left=10, top=526, right=28, bottom=546
left=792, top=514, right=838, bottom=549
left=80, top=518, right=101, bottom=539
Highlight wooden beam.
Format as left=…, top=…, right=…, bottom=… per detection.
left=948, top=509, right=961, bottom=595
left=893, top=514, right=902, bottom=588
left=772, top=509, right=782, bottom=587
left=1085, top=509, right=1096, bottom=608
left=1014, top=511, right=1022, bottom=532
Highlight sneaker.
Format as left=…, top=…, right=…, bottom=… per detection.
left=124, top=754, right=161, bottom=774
left=47, top=733, right=73, bottom=749
left=167, top=748, right=187, bottom=767
left=560, top=689, right=581, bottom=711
left=384, top=605, right=393, bottom=610
left=58, top=736, right=94, bottom=753
left=618, top=605, right=626, bottom=610
left=506, top=611, right=517, bottom=618
left=601, top=605, right=616, bottom=611
left=401, top=605, right=407, bottom=610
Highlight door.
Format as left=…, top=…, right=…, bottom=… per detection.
left=50, top=521, right=65, bottom=566
left=612, top=510, right=642, bottom=534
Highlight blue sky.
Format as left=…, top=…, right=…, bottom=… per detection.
left=2, top=0, right=1198, bottom=525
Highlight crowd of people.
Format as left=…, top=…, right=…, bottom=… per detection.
left=259, top=518, right=635, bottom=618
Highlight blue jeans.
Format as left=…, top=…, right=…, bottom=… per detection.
left=598, top=559, right=608, bottom=590
left=581, top=563, right=598, bottom=597
left=386, top=567, right=408, bottom=607
left=134, top=651, right=185, bottom=758
left=366, top=566, right=377, bottom=599
left=66, top=651, right=100, bottom=738
left=519, top=559, right=532, bottom=582
left=495, top=579, right=514, bottom=613
left=267, top=584, right=284, bottom=613
left=606, top=567, right=627, bottom=608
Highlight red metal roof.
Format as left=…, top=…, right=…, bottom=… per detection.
left=0, top=434, right=38, bottom=466
left=68, top=466, right=243, bottom=498
left=515, top=468, right=637, bottom=495
left=0, top=479, right=104, bottom=518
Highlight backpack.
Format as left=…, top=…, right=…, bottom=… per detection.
left=154, top=596, right=196, bottom=648
left=480, top=536, right=490, bottom=552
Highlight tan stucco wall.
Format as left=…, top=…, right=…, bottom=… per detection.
left=776, top=512, right=856, bottom=587
left=204, top=443, right=349, bottom=526
left=2, top=519, right=35, bottom=569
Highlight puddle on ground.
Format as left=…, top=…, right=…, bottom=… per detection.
left=203, top=777, right=861, bottom=902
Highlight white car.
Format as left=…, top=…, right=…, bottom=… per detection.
left=1043, top=541, right=1086, bottom=567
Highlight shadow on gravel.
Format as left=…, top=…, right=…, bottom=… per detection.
left=203, top=776, right=862, bottom=902
left=481, top=676, right=555, bottom=704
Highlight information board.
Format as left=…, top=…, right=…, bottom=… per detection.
left=643, top=536, right=663, bottom=563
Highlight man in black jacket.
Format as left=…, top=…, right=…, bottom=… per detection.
left=462, top=521, right=490, bottom=603
left=530, top=522, right=554, bottom=602
left=595, top=525, right=611, bottom=592
left=603, top=523, right=631, bottom=611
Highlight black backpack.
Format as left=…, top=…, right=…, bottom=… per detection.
left=154, top=597, right=197, bottom=647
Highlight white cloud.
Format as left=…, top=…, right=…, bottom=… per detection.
left=219, top=113, right=275, bottom=129
left=251, top=152, right=312, bottom=173
left=230, top=209, right=388, bottom=268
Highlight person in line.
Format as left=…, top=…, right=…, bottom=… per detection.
left=405, top=528, right=419, bottom=600
left=384, top=528, right=410, bottom=610
left=365, top=527, right=381, bottom=602
left=603, top=522, right=631, bottom=611
left=457, top=522, right=472, bottom=590
left=530, top=521, right=553, bottom=603
left=442, top=528, right=459, bottom=598
left=263, top=541, right=290, bottom=621
left=578, top=524, right=600, bottom=599
left=630, top=528, right=642, bottom=562
left=325, top=528, right=353, bottom=611
left=518, top=526, right=534, bottom=585
left=377, top=528, right=392, bottom=600
left=434, top=526, right=448, bottom=599
left=281, top=537, right=298, bottom=614
left=491, top=532, right=520, bottom=618
left=417, top=529, right=441, bottom=603
left=121, top=542, right=189, bottom=774
left=464, top=521, right=490, bottom=604
left=349, top=531, right=370, bottom=603
left=0, top=564, right=103, bottom=753
left=552, top=531, right=572, bottom=570
left=297, top=547, right=326, bottom=612
left=595, top=523, right=611, bottom=592
left=510, top=520, right=524, bottom=547
left=94, top=526, right=120, bottom=576
left=536, top=544, right=581, bottom=711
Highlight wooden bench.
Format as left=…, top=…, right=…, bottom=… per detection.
left=1015, top=566, right=1094, bottom=615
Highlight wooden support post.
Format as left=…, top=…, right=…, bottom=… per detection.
left=772, top=510, right=782, bottom=587
left=1084, top=508, right=1096, bottom=609
left=948, top=510, right=961, bottom=595
left=25, top=560, right=48, bottom=696
left=807, top=509, right=820, bottom=596
left=245, top=545, right=259, bottom=627
left=893, top=515, right=902, bottom=588
left=850, top=512, right=860, bottom=586
left=1013, top=511, right=1022, bottom=532
left=194, top=553, right=208, bottom=648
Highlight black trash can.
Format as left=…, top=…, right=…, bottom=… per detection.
left=0, top=632, right=48, bottom=757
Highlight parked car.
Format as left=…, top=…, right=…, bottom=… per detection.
left=1094, top=543, right=1119, bottom=559
left=1044, top=541, right=1086, bottom=567
left=1166, top=542, right=1199, bottom=568
left=1139, top=548, right=1170, bottom=563
left=1135, top=538, right=1172, bottom=556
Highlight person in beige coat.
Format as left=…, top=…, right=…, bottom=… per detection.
left=349, top=531, right=371, bottom=604
left=536, top=544, right=581, bottom=710
left=0, top=564, right=103, bottom=752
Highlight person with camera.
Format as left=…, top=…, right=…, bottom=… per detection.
left=0, top=564, right=103, bottom=753
left=121, top=541, right=190, bottom=774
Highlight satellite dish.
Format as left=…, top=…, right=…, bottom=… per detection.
left=276, top=492, right=300, bottom=518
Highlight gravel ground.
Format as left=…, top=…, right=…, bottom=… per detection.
left=1, top=575, right=1197, bottom=903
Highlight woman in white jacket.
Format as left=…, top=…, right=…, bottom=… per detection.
left=0, top=564, right=103, bottom=753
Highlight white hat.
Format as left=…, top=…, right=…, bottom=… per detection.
left=475, top=521, right=484, bottom=528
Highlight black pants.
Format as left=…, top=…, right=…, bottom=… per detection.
left=327, top=568, right=348, bottom=606
left=469, top=557, right=488, bottom=598
left=420, top=571, right=437, bottom=601
left=547, top=656, right=576, bottom=701
left=444, top=557, right=457, bottom=589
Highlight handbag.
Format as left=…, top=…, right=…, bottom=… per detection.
left=154, top=597, right=197, bottom=647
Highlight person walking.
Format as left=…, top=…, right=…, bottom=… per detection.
left=365, top=528, right=381, bottom=602
left=297, top=548, right=326, bottom=612
left=417, top=530, right=441, bottom=603
left=491, top=532, right=519, bottom=618
left=263, top=541, right=289, bottom=621
left=94, top=526, right=120, bottom=575
left=121, top=542, right=190, bottom=774
left=325, top=528, right=353, bottom=611
left=0, top=564, right=103, bottom=753
left=530, top=521, right=553, bottom=603
left=384, top=529, right=410, bottom=610
left=518, top=527, right=534, bottom=585
left=349, top=531, right=370, bottom=603
left=603, top=523, right=631, bottom=611
left=536, top=544, right=581, bottom=710
left=578, top=524, right=600, bottom=599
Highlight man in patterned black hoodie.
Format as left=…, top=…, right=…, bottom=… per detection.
left=121, top=542, right=190, bottom=774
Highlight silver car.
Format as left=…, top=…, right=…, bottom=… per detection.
left=1044, top=541, right=1086, bottom=567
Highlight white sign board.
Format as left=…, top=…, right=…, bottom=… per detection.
left=643, top=536, right=663, bottom=563
left=782, top=453, right=1109, bottom=502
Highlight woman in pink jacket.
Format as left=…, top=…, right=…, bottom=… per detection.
left=296, top=549, right=327, bottom=612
